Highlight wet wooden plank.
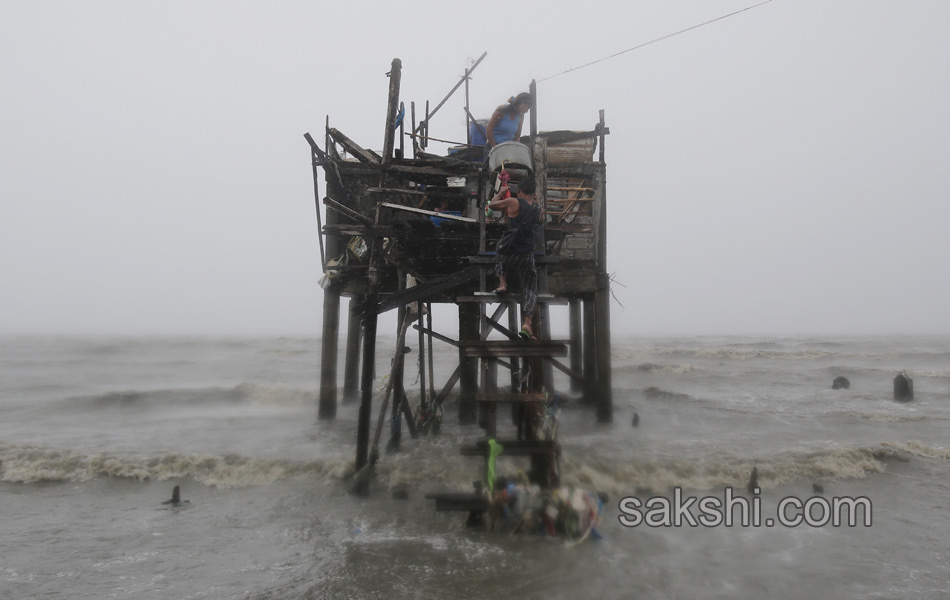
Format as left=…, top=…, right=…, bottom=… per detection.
left=328, top=127, right=381, bottom=164
left=456, top=293, right=569, bottom=305
left=460, top=340, right=568, bottom=358
left=381, top=202, right=477, bottom=223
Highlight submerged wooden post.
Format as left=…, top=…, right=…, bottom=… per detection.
left=390, top=277, right=408, bottom=451
left=569, top=298, right=583, bottom=394
left=353, top=307, right=377, bottom=495
left=353, top=57, right=403, bottom=495
left=342, top=299, right=362, bottom=404
left=458, top=303, right=479, bottom=424
left=318, top=287, right=340, bottom=419
left=426, top=302, right=435, bottom=402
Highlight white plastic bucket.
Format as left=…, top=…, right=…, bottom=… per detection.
left=488, top=141, right=532, bottom=171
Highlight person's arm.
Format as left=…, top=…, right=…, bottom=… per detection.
left=487, top=188, right=515, bottom=211
left=515, top=114, right=524, bottom=142
left=485, top=106, right=505, bottom=147
left=488, top=185, right=511, bottom=210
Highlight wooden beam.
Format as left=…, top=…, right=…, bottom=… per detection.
left=337, top=162, right=476, bottom=178
left=366, top=187, right=427, bottom=196
left=417, top=51, right=487, bottom=133
left=412, top=324, right=458, bottom=347
left=323, top=196, right=374, bottom=226
left=360, top=265, right=480, bottom=316
left=460, top=340, right=568, bottom=358
left=434, top=364, right=461, bottom=407
left=328, top=128, right=381, bottom=164
left=380, top=202, right=477, bottom=223
left=455, top=293, right=568, bottom=305
left=538, top=128, right=611, bottom=145
left=381, top=59, right=401, bottom=165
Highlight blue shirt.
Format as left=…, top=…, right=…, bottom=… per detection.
left=492, top=111, right=520, bottom=144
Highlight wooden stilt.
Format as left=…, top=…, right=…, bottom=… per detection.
left=569, top=298, right=583, bottom=394
left=342, top=298, right=362, bottom=404
left=390, top=289, right=407, bottom=451
left=417, top=305, right=427, bottom=410
left=353, top=309, right=377, bottom=496
left=426, top=302, right=435, bottom=403
left=318, top=288, right=340, bottom=419
left=582, top=295, right=597, bottom=404
left=594, top=283, right=613, bottom=423
left=458, top=303, right=479, bottom=425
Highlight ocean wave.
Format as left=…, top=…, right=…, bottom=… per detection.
left=6, top=438, right=948, bottom=498
left=555, top=441, right=950, bottom=495
left=619, top=363, right=698, bottom=374
left=828, top=411, right=939, bottom=423
left=639, top=347, right=907, bottom=362
left=0, top=443, right=349, bottom=487
left=641, top=387, right=695, bottom=402
left=62, top=383, right=317, bottom=410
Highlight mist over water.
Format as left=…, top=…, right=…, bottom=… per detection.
left=2, top=334, right=949, bottom=599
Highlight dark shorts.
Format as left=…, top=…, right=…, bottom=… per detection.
left=494, top=252, right=538, bottom=317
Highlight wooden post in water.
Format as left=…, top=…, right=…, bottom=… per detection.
left=390, top=275, right=407, bottom=451
left=569, top=298, right=583, bottom=394
left=417, top=303, right=427, bottom=409
left=594, top=280, right=613, bottom=423
left=342, top=299, right=362, bottom=404
left=353, top=306, right=377, bottom=495
left=353, top=58, right=402, bottom=495
left=593, top=108, right=612, bottom=422
left=458, top=303, right=479, bottom=425
left=318, top=287, right=340, bottom=419
left=426, top=302, right=435, bottom=403
left=582, top=295, right=597, bottom=403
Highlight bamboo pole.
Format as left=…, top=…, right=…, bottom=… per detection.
left=458, top=303, right=479, bottom=425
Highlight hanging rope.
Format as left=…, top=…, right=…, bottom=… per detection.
left=537, top=0, right=778, bottom=83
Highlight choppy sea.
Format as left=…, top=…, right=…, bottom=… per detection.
left=2, top=334, right=949, bottom=599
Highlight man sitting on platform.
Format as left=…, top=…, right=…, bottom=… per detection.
left=488, top=177, right=543, bottom=340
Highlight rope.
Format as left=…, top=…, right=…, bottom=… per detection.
left=537, top=0, right=778, bottom=83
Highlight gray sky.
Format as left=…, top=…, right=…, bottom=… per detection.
left=2, top=1, right=948, bottom=336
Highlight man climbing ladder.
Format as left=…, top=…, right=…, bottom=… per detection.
left=488, top=177, right=543, bottom=340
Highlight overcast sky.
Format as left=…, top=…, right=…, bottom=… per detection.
left=2, top=1, right=948, bottom=336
